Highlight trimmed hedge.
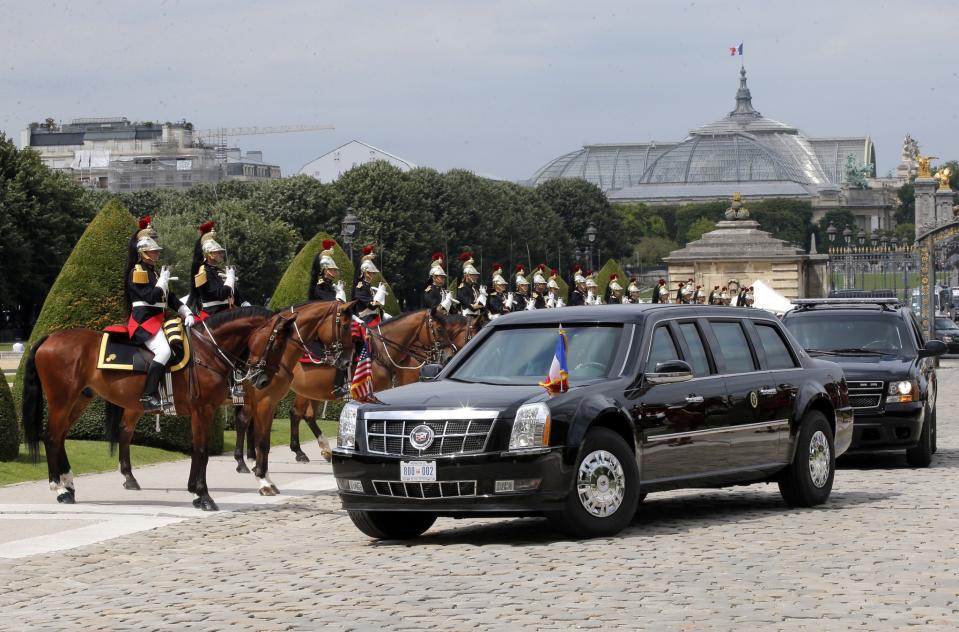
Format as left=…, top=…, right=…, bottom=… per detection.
left=0, top=377, right=18, bottom=461
left=13, top=199, right=223, bottom=453
left=270, top=232, right=354, bottom=309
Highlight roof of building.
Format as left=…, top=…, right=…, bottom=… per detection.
left=299, top=139, right=417, bottom=172
left=528, top=67, right=875, bottom=198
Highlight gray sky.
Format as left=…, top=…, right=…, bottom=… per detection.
left=2, top=0, right=957, bottom=181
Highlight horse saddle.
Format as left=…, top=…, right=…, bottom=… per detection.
left=98, top=318, right=191, bottom=373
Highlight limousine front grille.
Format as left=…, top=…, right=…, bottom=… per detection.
left=847, top=380, right=884, bottom=410
left=366, top=418, right=495, bottom=456
left=372, top=480, right=477, bottom=498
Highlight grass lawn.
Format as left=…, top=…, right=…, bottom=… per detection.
left=0, top=418, right=339, bottom=487
left=0, top=343, right=13, bottom=351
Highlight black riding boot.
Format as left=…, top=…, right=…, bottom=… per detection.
left=140, top=361, right=165, bottom=413
left=333, top=367, right=349, bottom=397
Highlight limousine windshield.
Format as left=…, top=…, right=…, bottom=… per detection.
left=450, top=324, right=622, bottom=385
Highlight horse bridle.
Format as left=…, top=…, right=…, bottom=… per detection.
left=290, top=302, right=350, bottom=369
left=372, top=311, right=455, bottom=370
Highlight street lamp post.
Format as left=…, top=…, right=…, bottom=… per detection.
left=826, top=223, right=837, bottom=291
left=340, top=208, right=359, bottom=266
left=585, top=224, right=597, bottom=271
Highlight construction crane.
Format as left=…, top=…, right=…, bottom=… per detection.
left=193, top=124, right=335, bottom=163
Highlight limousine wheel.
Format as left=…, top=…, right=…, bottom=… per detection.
left=778, top=411, right=835, bottom=507
left=906, top=406, right=933, bottom=468
left=347, top=510, right=437, bottom=540
left=547, top=427, right=639, bottom=539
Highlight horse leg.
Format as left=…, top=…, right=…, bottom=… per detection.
left=45, top=395, right=94, bottom=503
left=252, top=403, right=279, bottom=496
left=302, top=405, right=332, bottom=462
left=233, top=404, right=251, bottom=474
left=290, top=396, right=310, bottom=463
left=245, top=409, right=255, bottom=460
left=119, top=409, right=142, bottom=490
left=189, top=407, right=218, bottom=511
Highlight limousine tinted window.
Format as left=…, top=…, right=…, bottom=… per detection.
left=646, top=325, right=679, bottom=372
left=756, top=323, right=797, bottom=370
left=711, top=321, right=756, bottom=373
left=679, top=322, right=711, bottom=377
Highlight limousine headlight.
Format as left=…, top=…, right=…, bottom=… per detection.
left=887, top=380, right=916, bottom=403
left=509, top=403, right=551, bottom=451
left=338, top=402, right=359, bottom=449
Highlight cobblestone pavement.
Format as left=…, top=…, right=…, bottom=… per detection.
left=2, top=368, right=959, bottom=631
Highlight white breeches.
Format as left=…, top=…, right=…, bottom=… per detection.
left=145, top=330, right=171, bottom=365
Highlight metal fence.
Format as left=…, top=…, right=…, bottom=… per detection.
left=826, top=244, right=919, bottom=304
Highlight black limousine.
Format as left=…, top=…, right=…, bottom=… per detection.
left=332, top=304, right=854, bottom=539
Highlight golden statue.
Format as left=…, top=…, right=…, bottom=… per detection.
left=916, top=154, right=937, bottom=178
left=935, top=167, right=953, bottom=191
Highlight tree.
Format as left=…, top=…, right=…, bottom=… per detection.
left=0, top=376, right=18, bottom=461
left=535, top=178, right=624, bottom=260
left=633, top=237, right=678, bottom=265
left=815, top=210, right=858, bottom=249
left=894, top=223, right=915, bottom=243
left=270, top=232, right=354, bottom=309
left=751, top=199, right=814, bottom=248
left=672, top=202, right=727, bottom=244
left=686, top=217, right=717, bottom=243
left=0, top=132, right=98, bottom=334
left=615, top=203, right=668, bottom=247
left=249, top=174, right=337, bottom=241
left=896, top=183, right=915, bottom=226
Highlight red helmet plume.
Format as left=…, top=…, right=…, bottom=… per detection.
left=459, top=252, right=473, bottom=262
left=198, top=220, right=215, bottom=234
left=362, top=244, right=375, bottom=256
left=322, top=239, right=336, bottom=250
left=138, top=215, right=152, bottom=230
left=515, top=264, right=525, bottom=273
left=630, top=276, right=638, bottom=283
left=536, top=263, right=546, bottom=272
left=610, top=273, right=618, bottom=281
left=572, top=264, right=582, bottom=273
left=491, top=261, right=502, bottom=271
left=550, top=268, right=558, bottom=276
left=432, top=252, right=444, bottom=262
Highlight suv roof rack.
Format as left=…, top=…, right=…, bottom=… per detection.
left=791, top=298, right=901, bottom=311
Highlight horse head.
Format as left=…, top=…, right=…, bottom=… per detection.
left=246, top=311, right=299, bottom=389
left=431, top=310, right=483, bottom=364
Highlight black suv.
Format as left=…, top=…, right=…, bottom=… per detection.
left=782, top=299, right=946, bottom=467
left=332, top=305, right=853, bottom=539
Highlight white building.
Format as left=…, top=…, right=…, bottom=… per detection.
left=299, top=140, right=416, bottom=183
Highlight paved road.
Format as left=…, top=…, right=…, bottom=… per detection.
left=2, top=368, right=959, bottom=630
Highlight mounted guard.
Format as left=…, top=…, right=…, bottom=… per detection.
left=531, top=264, right=548, bottom=309
left=487, top=263, right=513, bottom=318
left=626, top=278, right=642, bottom=304
left=125, top=216, right=195, bottom=412
left=568, top=265, right=587, bottom=306
left=546, top=270, right=564, bottom=308
left=652, top=278, right=669, bottom=304
left=189, top=221, right=251, bottom=320
left=423, top=252, right=451, bottom=312
left=608, top=274, right=625, bottom=304
left=309, top=240, right=347, bottom=303
left=585, top=271, right=600, bottom=305
left=513, top=265, right=532, bottom=311
left=456, top=252, right=487, bottom=317
left=354, top=244, right=388, bottom=326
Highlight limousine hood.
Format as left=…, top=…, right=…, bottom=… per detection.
left=357, top=379, right=550, bottom=415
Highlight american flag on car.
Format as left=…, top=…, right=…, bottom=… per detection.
left=350, top=342, right=374, bottom=402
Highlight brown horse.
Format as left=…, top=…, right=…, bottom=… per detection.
left=20, top=306, right=300, bottom=510
left=272, top=311, right=482, bottom=464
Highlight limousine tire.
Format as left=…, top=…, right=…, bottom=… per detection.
left=778, top=411, right=835, bottom=507
left=348, top=510, right=437, bottom=540
left=905, top=406, right=933, bottom=468
left=546, top=427, right=640, bottom=539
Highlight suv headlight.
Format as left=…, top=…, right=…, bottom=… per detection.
left=887, top=380, right=916, bottom=403
left=338, top=402, right=359, bottom=449
left=508, top=403, right=551, bottom=451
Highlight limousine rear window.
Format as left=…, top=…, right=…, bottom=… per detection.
left=450, top=324, right=622, bottom=385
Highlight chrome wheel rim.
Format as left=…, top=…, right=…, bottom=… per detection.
left=577, top=450, right=626, bottom=518
left=808, top=430, right=831, bottom=488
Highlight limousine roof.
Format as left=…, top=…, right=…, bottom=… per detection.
left=488, top=304, right=781, bottom=326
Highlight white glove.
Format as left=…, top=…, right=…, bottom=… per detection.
left=546, top=294, right=556, bottom=309
left=224, top=266, right=236, bottom=289
left=525, top=297, right=536, bottom=310
left=556, top=298, right=565, bottom=308
left=440, top=290, right=453, bottom=312
left=477, top=292, right=487, bottom=307
left=335, top=280, right=346, bottom=302
left=382, top=312, right=393, bottom=320
left=586, top=290, right=595, bottom=304
left=178, top=305, right=195, bottom=328
left=156, top=266, right=171, bottom=292
left=373, top=283, right=387, bottom=306
left=479, top=285, right=488, bottom=297
left=506, top=292, right=515, bottom=309
left=240, top=301, right=252, bottom=307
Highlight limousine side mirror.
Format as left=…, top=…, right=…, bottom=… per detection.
left=645, top=360, right=694, bottom=385
left=419, top=363, right=443, bottom=381
left=919, top=339, right=947, bottom=358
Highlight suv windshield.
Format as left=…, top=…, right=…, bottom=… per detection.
left=785, top=313, right=915, bottom=357
left=450, top=325, right=622, bottom=385
left=935, top=317, right=959, bottom=330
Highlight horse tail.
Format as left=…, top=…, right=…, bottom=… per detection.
left=104, top=401, right=124, bottom=456
left=21, top=335, right=49, bottom=463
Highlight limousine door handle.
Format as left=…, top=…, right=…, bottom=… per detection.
left=759, top=387, right=778, bottom=396
left=685, top=395, right=705, bottom=405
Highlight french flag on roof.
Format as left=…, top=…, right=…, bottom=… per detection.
left=729, top=43, right=743, bottom=56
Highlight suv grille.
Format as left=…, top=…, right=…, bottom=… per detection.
left=372, top=480, right=477, bottom=498
left=366, top=419, right=495, bottom=456
left=847, top=380, right=884, bottom=410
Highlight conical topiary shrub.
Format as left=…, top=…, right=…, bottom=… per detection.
left=270, top=232, right=354, bottom=309
left=594, top=259, right=628, bottom=302
left=14, top=199, right=223, bottom=453
left=0, top=376, right=19, bottom=461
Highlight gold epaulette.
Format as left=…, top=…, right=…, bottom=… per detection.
left=194, top=267, right=207, bottom=287
left=132, top=265, right=148, bottom=284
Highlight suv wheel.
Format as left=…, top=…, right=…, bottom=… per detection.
left=906, top=406, right=934, bottom=468
left=779, top=410, right=835, bottom=507
left=546, top=427, right=639, bottom=538
left=347, top=510, right=436, bottom=540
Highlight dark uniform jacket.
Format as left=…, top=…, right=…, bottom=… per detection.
left=531, top=292, right=547, bottom=309
left=707, top=290, right=719, bottom=305
left=310, top=277, right=338, bottom=302
left=354, top=278, right=380, bottom=322
left=194, top=263, right=234, bottom=317
left=736, top=290, right=748, bottom=307
left=456, top=282, right=481, bottom=315
left=423, top=284, right=445, bottom=309
left=513, top=293, right=531, bottom=311
left=488, top=291, right=510, bottom=316
left=568, top=289, right=586, bottom=307
left=126, top=263, right=182, bottom=344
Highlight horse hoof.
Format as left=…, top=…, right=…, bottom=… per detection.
left=123, top=479, right=141, bottom=491
left=57, top=492, right=75, bottom=504
left=236, top=462, right=251, bottom=474
left=199, top=497, right=219, bottom=511
left=295, top=452, right=310, bottom=463
left=270, top=484, right=280, bottom=494
left=321, top=450, right=332, bottom=462
left=192, top=497, right=202, bottom=508
left=258, top=487, right=276, bottom=497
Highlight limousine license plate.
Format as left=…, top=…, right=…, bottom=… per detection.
left=400, top=460, right=436, bottom=482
